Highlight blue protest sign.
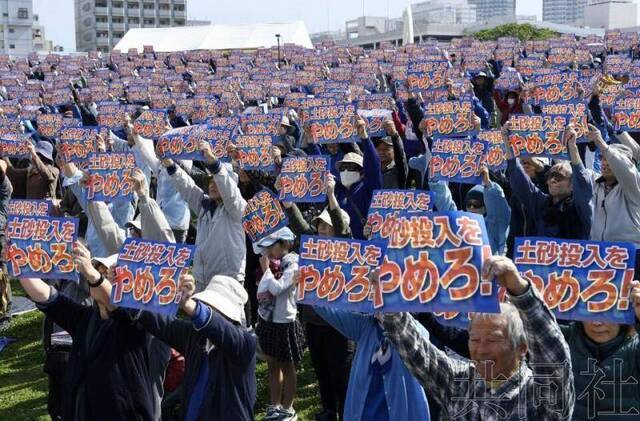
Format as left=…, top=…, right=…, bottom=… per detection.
left=367, top=209, right=499, bottom=313
left=58, top=126, right=109, bottom=163
left=6, top=215, right=79, bottom=281
left=133, top=109, right=167, bottom=138
left=277, top=156, right=329, bottom=203
left=85, top=152, right=136, bottom=202
left=111, top=238, right=197, bottom=316
left=508, top=114, right=569, bottom=160
left=242, top=189, right=289, bottom=243
left=7, top=199, right=51, bottom=217
left=429, top=138, right=488, bottom=185
left=305, top=104, right=358, bottom=144
left=234, top=134, right=274, bottom=172
left=0, top=135, right=30, bottom=159
left=514, top=237, right=637, bottom=324
left=297, top=235, right=388, bottom=312
left=356, top=109, right=392, bottom=138
left=421, top=101, right=477, bottom=139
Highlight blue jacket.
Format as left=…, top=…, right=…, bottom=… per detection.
left=430, top=180, right=511, bottom=255
left=335, top=136, right=383, bottom=239
left=507, top=158, right=593, bottom=239
left=314, top=307, right=430, bottom=421
left=131, top=305, right=256, bottom=421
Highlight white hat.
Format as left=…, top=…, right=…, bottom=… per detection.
left=336, top=152, right=364, bottom=170
left=252, top=226, right=295, bottom=255
left=312, top=207, right=350, bottom=228
left=191, top=275, right=248, bottom=323
left=280, top=115, right=292, bottom=127
left=125, top=218, right=141, bottom=231
left=92, top=253, right=118, bottom=269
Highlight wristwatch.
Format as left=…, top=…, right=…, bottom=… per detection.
left=88, top=274, right=105, bottom=288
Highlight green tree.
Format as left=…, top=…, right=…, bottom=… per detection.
left=469, top=23, right=557, bottom=42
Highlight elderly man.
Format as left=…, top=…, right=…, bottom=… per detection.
left=162, top=140, right=247, bottom=291
left=382, top=255, right=575, bottom=420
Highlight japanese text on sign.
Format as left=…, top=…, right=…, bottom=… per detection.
left=85, top=152, right=136, bottom=202
left=243, top=189, right=289, bottom=243
left=277, top=156, right=328, bottom=203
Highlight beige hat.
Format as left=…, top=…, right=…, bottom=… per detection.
left=336, top=152, right=364, bottom=170
left=312, top=207, right=350, bottom=228
left=92, top=254, right=118, bottom=269
left=191, top=275, right=248, bottom=323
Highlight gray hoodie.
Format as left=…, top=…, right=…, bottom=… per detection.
left=590, top=145, right=640, bottom=247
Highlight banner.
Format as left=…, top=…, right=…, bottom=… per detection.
left=235, top=134, right=274, bottom=172
left=306, top=104, right=358, bottom=144
left=508, top=114, right=568, bottom=159
left=364, top=209, right=498, bottom=312
left=356, top=109, right=392, bottom=138
left=6, top=215, right=79, bottom=281
left=612, top=97, right=640, bottom=132
left=296, top=235, right=388, bottom=311
left=58, top=126, right=109, bottom=163
left=514, top=237, right=637, bottom=324
left=528, top=82, right=581, bottom=106
left=478, top=130, right=508, bottom=171
left=421, top=101, right=476, bottom=138
left=133, top=110, right=167, bottom=138
left=36, top=114, right=81, bottom=138
left=429, top=138, right=487, bottom=184
left=111, top=238, right=197, bottom=316
left=0, top=135, right=30, bottom=159
left=85, top=153, right=136, bottom=202
left=242, top=189, right=289, bottom=243
left=277, top=156, right=328, bottom=203
left=7, top=200, right=51, bottom=217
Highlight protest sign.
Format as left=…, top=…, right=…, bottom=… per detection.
left=364, top=208, right=498, bottom=313
left=133, top=110, right=167, bottom=138
left=514, top=237, right=637, bottom=324
left=36, top=114, right=81, bottom=138
left=507, top=114, right=568, bottom=159
left=306, top=104, right=358, bottom=144
left=420, top=101, right=476, bottom=138
left=494, top=70, right=522, bottom=92
left=612, top=97, right=640, bottom=132
left=111, top=238, right=197, bottom=316
left=356, top=109, right=392, bottom=138
left=243, top=113, right=281, bottom=135
left=6, top=215, right=79, bottom=281
left=296, top=235, right=388, bottom=311
left=478, top=130, right=508, bottom=171
left=540, top=102, right=589, bottom=140
left=429, top=138, right=487, bottom=184
left=85, top=153, right=136, bottom=202
left=7, top=200, right=51, bottom=217
left=243, top=189, right=289, bottom=243
left=0, top=134, right=30, bottom=159
left=157, top=124, right=233, bottom=161
left=234, top=134, right=274, bottom=171
left=406, top=70, right=447, bottom=93
left=276, top=156, right=328, bottom=203
left=528, top=82, right=581, bottom=106
left=58, top=126, right=109, bottom=163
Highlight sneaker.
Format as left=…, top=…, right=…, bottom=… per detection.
left=264, top=405, right=281, bottom=421
left=278, top=407, right=298, bottom=421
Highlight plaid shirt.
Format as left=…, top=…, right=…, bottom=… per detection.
left=383, top=286, right=575, bottom=420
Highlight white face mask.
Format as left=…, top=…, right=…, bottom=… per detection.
left=340, top=170, right=361, bottom=187
left=507, top=98, right=516, bottom=106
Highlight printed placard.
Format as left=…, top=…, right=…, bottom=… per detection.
left=111, top=238, right=197, bottom=316
left=514, top=237, right=636, bottom=324
left=306, top=104, right=358, bottom=144
left=85, top=153, right=136, bottom=202
left=356, top=109, right=392, bottom=138
left=7, top=200, right=51, bottom=217
left=612, top=97, right=640, bottom=132
left=421, top=101, right=476, bottom=138
left=507, top=114, right=568, bottom=159
left=133, top=110, right=167, bottom=138
left=429, top=138, right=487, bottom=184
left=235, top=134, right=274, bottom=172
left=276, top=156, right=328, bottom=203
left=6, top=216, right=79, bottom=281
left=58, top=126, right=109, bottom=163
left=242, top=189, right=289, bottom=243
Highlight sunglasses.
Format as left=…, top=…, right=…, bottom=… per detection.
left=546, top=171, right=569, bottom=182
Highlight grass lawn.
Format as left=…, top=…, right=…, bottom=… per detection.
left=0, top=280, right=321, bottom=421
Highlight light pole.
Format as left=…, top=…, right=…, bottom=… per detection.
left=275, top=33, right=281, bottom=65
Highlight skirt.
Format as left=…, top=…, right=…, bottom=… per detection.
left=256, top=317, right=306, bottom=363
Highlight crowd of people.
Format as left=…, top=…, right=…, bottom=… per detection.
left=2, top=32, right=640, bottom=421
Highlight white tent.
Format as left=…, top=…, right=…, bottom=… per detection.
left=113, top=21, right=313, bottom=52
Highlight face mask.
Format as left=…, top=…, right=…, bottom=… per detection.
left=340, top=170, right=360, bottom=187
left=89, top=103, right=98, bottom=114
left=507, top=98, right=516, bottom=106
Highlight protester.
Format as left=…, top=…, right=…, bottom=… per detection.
left=382, top=255, right=575, bottom=419
left=163, top=140, right=247, bottom=291
left=282, top=174, right=354, bottom=421
left=374, top=118, right=408, bottom=189
left=5, top=140, right=58, bottom=199
left=254, top=227, right=304, bottom=421
left=0, top=159, right=11, bottom=328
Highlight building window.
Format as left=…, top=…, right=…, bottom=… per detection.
left=8, top=28, right=14, bottom=33
left=143, top=3, right=155, bottom=10
left=159, top=19, right=170, bottom=25
left=174, top=5, right=184, bottom=11
left=128, top=17, right=139, bottom=24
left=112, top=17, right=123, bottom=23
left=17, top=8, right=29, bottom=19
left=113, top=1, right=124, bottom=8
left=143, top=18, right=155, bottom=25
left=96, top=1, right=107, bottom=7
left=128, top=2, right=139, bottom=9
left=9, top=44, right=15, bottom=49
left=174, top=19, right=184, bottom=25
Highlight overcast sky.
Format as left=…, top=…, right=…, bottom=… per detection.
left=34, top=0, right=544, bottom=52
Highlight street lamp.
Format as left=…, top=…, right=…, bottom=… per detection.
left=275, top=33, right=281, bottom=65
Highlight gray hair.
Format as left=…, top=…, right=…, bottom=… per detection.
left=469, top=302, right=527, bottom=350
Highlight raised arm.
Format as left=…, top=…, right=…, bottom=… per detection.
left=429, top=180, right=457, bottom=212
left=384, top=119, right=408, bottom=188
left=27, top=142, right=58, bottom=183
left=357, top=116, right=383, bottom=193
left=283, top=202, right=314, bottom=236
left=200, top=140, right=246, bottom=221
left=166, top=161, right=205, bottom=215
left=131, top=169, right=175, bottom=243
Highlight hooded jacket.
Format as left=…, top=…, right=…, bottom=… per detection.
left=590, top=145, right=640, bottom=247
left=168, top=161, right=247, bottom=291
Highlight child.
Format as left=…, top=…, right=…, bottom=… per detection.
left=254, top=227, right=304, bottom=421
